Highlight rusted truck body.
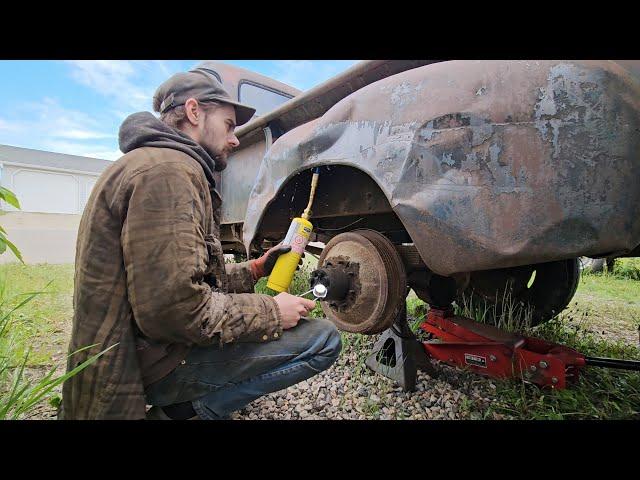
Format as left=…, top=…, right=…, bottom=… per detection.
left=200, top=60, right=640, bottom=324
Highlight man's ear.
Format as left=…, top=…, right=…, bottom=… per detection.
left=184, top=98, right=200, bottom=125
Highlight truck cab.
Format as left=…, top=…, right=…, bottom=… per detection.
left=193, top=61, right=301, bottom=116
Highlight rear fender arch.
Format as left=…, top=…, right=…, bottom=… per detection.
left=245, top=163, right=413, bottom=255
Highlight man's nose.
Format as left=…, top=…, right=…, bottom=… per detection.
left=229, top=135, right=240, bottom=148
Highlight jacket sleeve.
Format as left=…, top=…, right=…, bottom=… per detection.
left=120, top=162, right=282, bottom=346
left=225, top=261, right=257, bottom=293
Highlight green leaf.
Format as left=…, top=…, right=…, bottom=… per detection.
left=67, top=343, right=101, bottom=358
left=0, top=187, right=20, bottom=209
left=0, top=230, right=23, bottom=262
left=12, top=342, right=120, bottom=417
left=0, top=290, right=44, bottom=338
left=3, top=236, right=23, bottom=263
left=18, top=364, right=58, bottom=401
left=0, top=350, right=30, bottom=419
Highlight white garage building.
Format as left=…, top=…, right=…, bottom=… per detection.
left=0, top=144, right=113, bottom=264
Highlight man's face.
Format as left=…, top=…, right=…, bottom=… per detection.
left=199, top=103, right=240, bottom=171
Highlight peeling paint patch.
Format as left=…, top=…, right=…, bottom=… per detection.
left=489, top=143, right=501, bottom=163
left=533, top=63, right=612, bottom=163
left=433, top=113, right=471, bottom=129
left=388, top=81, right=420, bottom=109
left=471, top=123, right=494, bottom=147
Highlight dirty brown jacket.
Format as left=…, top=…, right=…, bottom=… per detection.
left=59, top=112, right=282, bottom=420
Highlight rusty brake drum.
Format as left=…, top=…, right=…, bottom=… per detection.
left=315, top=229, right=407, bottom=334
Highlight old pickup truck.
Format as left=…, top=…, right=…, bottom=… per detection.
left=195, top=60, right=640, bottom=333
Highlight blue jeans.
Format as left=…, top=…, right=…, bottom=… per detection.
left=144, top=317, right=342, bottom=419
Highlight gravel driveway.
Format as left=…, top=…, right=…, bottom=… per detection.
left=230, top=333, right=511, bottom=420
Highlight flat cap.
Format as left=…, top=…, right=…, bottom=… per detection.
left=153, top=68, right=256, bottom=126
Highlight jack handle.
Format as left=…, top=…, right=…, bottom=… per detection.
left=584, top=356, right=640, bottom=371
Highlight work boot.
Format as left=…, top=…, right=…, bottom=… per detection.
left=145, top=405, right=201, bottom=420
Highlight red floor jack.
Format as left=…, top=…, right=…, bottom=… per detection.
left=366, top=301, right=640, bottom=391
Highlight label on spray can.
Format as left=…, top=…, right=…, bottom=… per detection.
left=283, top=218, right=311, bottom=255
left=283, top=221, right=298, bottom=245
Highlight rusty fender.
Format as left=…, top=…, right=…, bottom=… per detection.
left=244, top=60, right=640, bottom=276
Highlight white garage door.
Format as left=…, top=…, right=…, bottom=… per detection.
left=80, top=179, right=96, bottom=212
left=13, top=169, right=78, bottom=214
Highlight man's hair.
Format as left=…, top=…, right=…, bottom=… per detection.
left=159, top=100, right=222, bottom=130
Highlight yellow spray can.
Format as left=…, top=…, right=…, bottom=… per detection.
left=266, top=217, right=313, bottom=292
left=266, top=168, right=320, bottom=293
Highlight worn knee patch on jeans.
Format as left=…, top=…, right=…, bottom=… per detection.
left=311, top=319, right=342, bottom=371
left=323, top=323, right=342, bottom=356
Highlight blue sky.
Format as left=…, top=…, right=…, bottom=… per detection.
left=0, top=60, right=358, bottom=160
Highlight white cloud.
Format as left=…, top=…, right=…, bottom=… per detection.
left=60, top=129, right=115, bottom=140
left=155, top=60, right=173, bottom=77
left=66, top=60, right=151, bottom=111
left=42, top=140, right=122, bottom=160
left=0, top=98, right=117, bottom=159
left=21, top=98, right=115, bottom=141
left=65, top=60, right=186, bottom=113
left=0, top=118, right=23, bottom=134
left=42, top=140, right=121, bottom=159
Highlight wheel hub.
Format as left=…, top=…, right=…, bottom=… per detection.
left=314, top=229, right=407, bottom=334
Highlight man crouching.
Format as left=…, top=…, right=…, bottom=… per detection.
left=59, top=65, right=341, bottom=420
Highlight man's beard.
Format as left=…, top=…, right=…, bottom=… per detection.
left=203, top=144, right=229, bottom=172
left=212, top=152, right=228, bottom=172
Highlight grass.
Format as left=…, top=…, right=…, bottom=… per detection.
left=0, top=264, right=73, bottom=367
left=401, top=263, right=640, bottom=419
left=583, top=257, right=640, bottom=281
left=612, top=258, right=640, bottom=281
left=0, top=264, right=114, bottom=419
left=574, top=260, right=640, bottom=345
left=1, top=258, right=639, bottom=419
left=485, top=317, right=640, bottom=419
left=443, top=277, right=640, bottom=419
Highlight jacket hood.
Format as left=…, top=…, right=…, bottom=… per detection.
left=118, top=111, right=219, bottom=187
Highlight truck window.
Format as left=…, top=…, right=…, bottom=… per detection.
left=239, top=81, right=293, bottom=116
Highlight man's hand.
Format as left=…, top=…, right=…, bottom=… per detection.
left=250, top=243, right=304, bottom=280
left=273, top=292, right=316, bottom=329
left=262, top=243, right=292, bottom=276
